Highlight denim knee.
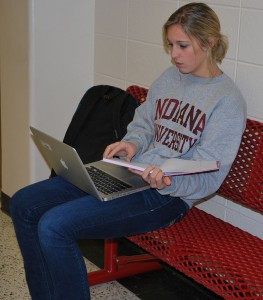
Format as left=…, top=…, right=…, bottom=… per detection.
left=10, top=185, right=47, bottom=228
left=10, top=188, right=30, bottom=223
left=38, top=210, right=74, bottom=249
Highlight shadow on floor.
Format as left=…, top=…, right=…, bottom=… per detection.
left=78, top=238, right=223, bottom=300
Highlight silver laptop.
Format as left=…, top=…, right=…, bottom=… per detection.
left=30, top=126, right=150, bottom=201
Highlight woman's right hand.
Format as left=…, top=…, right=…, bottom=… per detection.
left=130, top=165, right=172, bottom=189
left=103, top=141, right=137, bottom=162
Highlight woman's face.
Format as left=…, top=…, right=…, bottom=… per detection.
left=167, top=24, right=211, bottom=78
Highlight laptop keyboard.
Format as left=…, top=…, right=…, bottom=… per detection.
left=86, top=166, right=132, bottom=195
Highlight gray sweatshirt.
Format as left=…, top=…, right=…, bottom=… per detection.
left=123, top=66, right=247, bottom=207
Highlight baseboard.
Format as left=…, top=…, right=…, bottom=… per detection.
left=1, top=192, right=11, bottom=215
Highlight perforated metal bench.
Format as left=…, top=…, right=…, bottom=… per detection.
left=88, top=85, right=263, bottom=300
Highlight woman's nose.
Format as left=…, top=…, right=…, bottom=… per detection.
left=171, top=47, right=179, bottom=59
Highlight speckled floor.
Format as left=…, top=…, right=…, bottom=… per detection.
left=0, top=210, right=140, bottom=300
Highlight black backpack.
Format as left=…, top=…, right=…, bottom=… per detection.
left=61, top=85, right=139, bottom=165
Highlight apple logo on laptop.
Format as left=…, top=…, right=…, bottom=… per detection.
left=60, top=158, right=69, bottom=170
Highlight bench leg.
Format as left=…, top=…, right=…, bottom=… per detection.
left=88, top=239, right=163, bottom=286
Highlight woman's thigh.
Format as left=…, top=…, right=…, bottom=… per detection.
left=10, top=176, right=87, bottom=225
left=39, top=188, right=189, bottom=241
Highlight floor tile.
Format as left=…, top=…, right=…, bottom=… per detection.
left=0, top=210, right=139, bottom=300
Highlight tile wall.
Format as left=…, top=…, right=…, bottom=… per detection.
left=93, top=0, right=263, bottom=238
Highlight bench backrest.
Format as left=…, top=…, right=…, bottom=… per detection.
left=218, top=119, right=263, bottom=213
left=127, top=85, right=263, bottom=214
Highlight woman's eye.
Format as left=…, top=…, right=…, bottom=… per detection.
left=166, top=42, right=189, bottom=50
left=179, top=44, right=188, bottom=49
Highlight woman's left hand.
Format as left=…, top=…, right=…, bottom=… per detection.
left=129, top=166, right=172, bottom=190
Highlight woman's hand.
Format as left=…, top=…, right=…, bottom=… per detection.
left=130, top=166, right=172, bottom=190
left=103, top=141, right=137, bottom=162
left=104, top=142, right=171, bottom=190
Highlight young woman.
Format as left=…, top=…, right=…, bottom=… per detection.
left=10, top=3, right=246, bottom=300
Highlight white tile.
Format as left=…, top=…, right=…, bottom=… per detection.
left=128, top=0, right=178, bottom=45
left=238, top=9, right=263, bottom=65
left=226, top=199, right=263, bottom=223
left=236, top=63, right=263, bottom=119
left=196, top=197, right=263, bottom=239
left=94, top=34, right=127, bottom=79
left=225, top=208, right=263, bottom=239
left=95, top=0, right=128, bottom=38
left=94, top=73, right=126, bottom=90
left=196, top=197, right=226, bottom=220
left=221, top=59, right=236, bottom=81
left=212, top=6, right=240, bottom=60
left=127, top=41, right=171, bottom=86
left=242, top=0, right=263, bottom=9
left=212, top=194, right=228, bottom=205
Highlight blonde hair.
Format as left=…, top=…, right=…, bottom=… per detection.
left=163, top=2, right=228, bottom=64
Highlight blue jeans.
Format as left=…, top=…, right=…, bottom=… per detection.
left=10, top=176, right=189, bottom=300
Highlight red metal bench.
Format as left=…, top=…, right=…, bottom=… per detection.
left=88, top=85, right=263, bottom=300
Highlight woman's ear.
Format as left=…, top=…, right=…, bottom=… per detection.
left=208, top=37, right=216, bottom=48
left=201, top=38, right=215, bottom=52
